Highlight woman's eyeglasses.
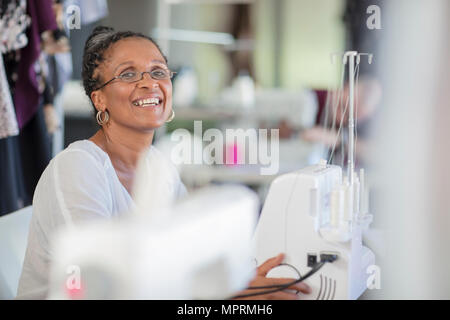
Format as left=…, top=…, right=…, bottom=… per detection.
left=95, top=68, right=176, bottom=90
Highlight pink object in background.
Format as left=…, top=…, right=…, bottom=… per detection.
left=225, top=143, right=241, bottom=166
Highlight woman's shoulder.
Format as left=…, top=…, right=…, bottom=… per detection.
left=32, top=139, right=114, bottom=209
left=34, top=140, right=112, bottom=191
left=52, top=139, right=111, bottom=170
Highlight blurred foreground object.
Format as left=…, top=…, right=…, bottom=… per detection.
left=48, top=185, right=258, bottom=299
left=370, top=0, right=450, bottom=299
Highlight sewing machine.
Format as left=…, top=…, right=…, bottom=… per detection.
left=254, top=51, right=375, bottom=300
left=253, top=160, right=374, bottom=299
left=47, top=185, right=259, bottom=300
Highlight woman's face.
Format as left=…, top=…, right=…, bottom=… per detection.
left=92, top=37, right=172, bottom=131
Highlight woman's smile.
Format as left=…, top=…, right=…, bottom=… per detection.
left=131, top=93, right=164, bottom=108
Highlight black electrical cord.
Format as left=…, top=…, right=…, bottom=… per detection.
left=229, top=261, right=326, bottom=299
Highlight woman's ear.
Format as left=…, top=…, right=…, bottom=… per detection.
left=91, top=90, right=106, bottom=112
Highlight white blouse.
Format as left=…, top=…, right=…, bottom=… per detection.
left=16, top=140, right=186, bottom=299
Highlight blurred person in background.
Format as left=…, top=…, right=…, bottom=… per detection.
left=301, top=0, right=384, bottom=168
left=301, top=76, right=382, bottom=167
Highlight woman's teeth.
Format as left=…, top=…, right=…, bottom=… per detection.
left=133, top=98, right=160, bottom=107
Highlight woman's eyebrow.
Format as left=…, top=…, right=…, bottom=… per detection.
left=151, top=59, right=167, bottom=66
left=113, top=61, right=134, bottom=73
left=113, top=60, right=168, bottom=73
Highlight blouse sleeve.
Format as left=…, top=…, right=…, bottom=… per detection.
left=33, top=149, right=114, bottom=231
left=17, top=149, right=114, bottom=299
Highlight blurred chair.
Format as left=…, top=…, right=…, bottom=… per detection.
left=0, top=206, right=32, bottom=300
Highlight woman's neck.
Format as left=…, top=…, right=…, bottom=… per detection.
left=90, top=125, right=154, bottom=170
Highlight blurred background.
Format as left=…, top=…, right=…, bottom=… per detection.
left=0, top=0, right=383, bottom=216
left=2, top=0, right=450, bottom=298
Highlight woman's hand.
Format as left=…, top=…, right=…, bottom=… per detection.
left=234, top=253, right=311, bottom=300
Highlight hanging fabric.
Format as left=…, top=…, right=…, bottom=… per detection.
left=0, top=54, right=19, bottom=139
left=0, top=0, right=58, bottom=216
left=0, top=0, right=30, bottom=139
left=13, top=0, right=58, bottom=129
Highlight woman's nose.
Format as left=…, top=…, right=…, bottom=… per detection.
left=138, top=72, right=159, bottom=88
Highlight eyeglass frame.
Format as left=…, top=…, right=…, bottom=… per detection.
left=94, top=68, right=176, bottom=91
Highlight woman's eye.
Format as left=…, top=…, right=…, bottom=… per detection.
left=120, top=72, right=137, bottom=79
left=152, top=69, right=167, bottom=78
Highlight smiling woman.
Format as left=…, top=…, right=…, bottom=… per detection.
left=15, top=26, right=310, bottom=300
left=83, top=27, right=173, bottom=140
left=82, top=27, right=176, bottom=194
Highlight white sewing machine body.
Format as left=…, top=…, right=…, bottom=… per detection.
left=254, top=162, right=375, bottom=300
left=48, top=186, right=259, bottom=300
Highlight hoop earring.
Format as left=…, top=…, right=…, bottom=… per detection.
left=166, top=109, right=175, bottom=123
left=96, top=110, right=109, bottom=126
